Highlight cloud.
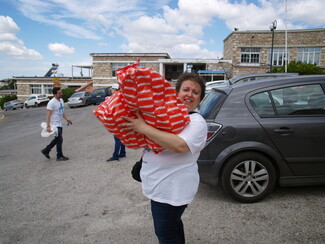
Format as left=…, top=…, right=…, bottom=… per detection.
left=7, top=0, right=325, bottom=61
left=0, top=16, right=42, bottom=59
left=48, top=43, right=75, bottom=56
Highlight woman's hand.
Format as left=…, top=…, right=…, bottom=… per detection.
left=120, top=111, right=189, bottom=153
left=120, top=111, right=148, bottom=133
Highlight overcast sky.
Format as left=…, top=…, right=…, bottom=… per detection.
left=0, top=0, right=324, bottom=80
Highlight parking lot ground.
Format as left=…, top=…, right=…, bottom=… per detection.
left=0, top=105, right=324, bottom=244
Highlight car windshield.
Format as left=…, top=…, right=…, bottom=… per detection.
left=93, top=89, right=105, bottom=95
left=199, top=89, right=227, bottom=119
left=70, top=93, right=83, bottom=98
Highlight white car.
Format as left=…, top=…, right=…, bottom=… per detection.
left=205, top=80, right=228, bottom=96
left=25, top=94, right=49, bottom=108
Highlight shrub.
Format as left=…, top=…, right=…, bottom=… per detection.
left=273, top=61, right=324, bottom=75
left=0, top=95, right=17, bottom=109
left=61, top=88, right=75, bottom=102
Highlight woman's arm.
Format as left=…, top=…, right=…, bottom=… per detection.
left=120, top=112, right=190, bottom=153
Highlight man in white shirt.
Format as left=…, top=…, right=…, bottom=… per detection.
left=41, top=87, right=72, bottom=161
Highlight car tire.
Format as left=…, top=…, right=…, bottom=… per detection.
left=25, top=104, right=29, bottom=109
left=35, top=102, right=39, bottom=107
left=221, top=152, right=276, bottom=203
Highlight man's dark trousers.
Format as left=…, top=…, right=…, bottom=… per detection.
left=44, top=127, right=63, bottom=158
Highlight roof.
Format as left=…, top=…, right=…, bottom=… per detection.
left=89, top=53, right=171, bottom=59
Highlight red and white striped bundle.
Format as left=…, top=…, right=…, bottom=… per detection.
left=93, top=59, right=190, bottom=153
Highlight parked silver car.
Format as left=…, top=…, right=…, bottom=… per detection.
left=3, top=100, right=24, bottom=111
left=67, top=92, right=93, bottom=108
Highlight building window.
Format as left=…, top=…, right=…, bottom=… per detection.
left=297, top=48, right=321, bottom=65
left=112, top=63, right=128, bottom=76
left=268, top=48, right=289, bottom=66
left=240, top=48, right=260, bottom=64
left=31, top=84, right=42, bottom=94
left=44, top=85, right=53, bottom=95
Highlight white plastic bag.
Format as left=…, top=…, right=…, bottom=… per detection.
left=40, top=122, right=58, bottom=137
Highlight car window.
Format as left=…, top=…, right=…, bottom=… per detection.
left=250, top=92, right=275, bottom=117
left=250, top=84, right=325, bottom=117
left=93, top=89, right=105, bottom=95
left=272, top=84, right=325, bottom=116
left=199, top=89, right=227, bottom=119
left=71, top=93, right=83, bottom=98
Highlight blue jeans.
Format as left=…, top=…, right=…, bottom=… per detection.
left=44, top=127, right=63, bottom=158
left=151, top=200, right=187, bottom=244
left=112, top=136, right=125, bottom=159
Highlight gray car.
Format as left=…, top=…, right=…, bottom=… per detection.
left=198, top=75, right=325, bottom=203
left=3, top=100, right=24, bottom=111
left=67, top=92, right=93, bottom=108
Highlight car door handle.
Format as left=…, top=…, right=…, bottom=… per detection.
left=273, top=128, right=293, bottom=135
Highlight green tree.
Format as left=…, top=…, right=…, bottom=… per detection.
left=61, top=88, right=75, bottom=102
left=273, top=61, right=324, bottom=75
left=0, top=79, right=17, bottom=90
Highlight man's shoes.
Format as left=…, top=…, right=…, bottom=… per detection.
left=107, top=157, right=119, bottom=162
left=57, top=156, right=69, bottom=161
left=41, top=149, right=50, bottom=159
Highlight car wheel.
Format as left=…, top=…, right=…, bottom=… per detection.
left=221, top=152, right=276, bottom=203
left=35, top=102, right=39, bottom=107
left=25, top=104, right=29, bottom=109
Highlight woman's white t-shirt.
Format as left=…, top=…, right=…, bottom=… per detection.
left=141, top=112, right=207, bottom=206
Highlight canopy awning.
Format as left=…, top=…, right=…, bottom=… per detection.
left=197, top=70, right=228, bottom=74
left=197, top=70, right=228, bottom=80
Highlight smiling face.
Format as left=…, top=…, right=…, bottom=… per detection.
left=178, top=79, right=202, bottom=112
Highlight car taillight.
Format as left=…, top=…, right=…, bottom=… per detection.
left=79, top=98, right=84, bottom=100
left=206, top=122, right=222, bottom=141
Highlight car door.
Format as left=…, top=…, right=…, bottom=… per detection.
left=26, top=96, right=36, bottom=106
left=249, top=83, right=325, bottom=176
left=85, top=92, right=92, bottom=105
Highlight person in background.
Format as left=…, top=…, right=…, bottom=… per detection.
left=41, top=87, right=72, bottom=161
left=107, top=83, right=126, bottom=162
left=120, top=73, right=207, bottom=244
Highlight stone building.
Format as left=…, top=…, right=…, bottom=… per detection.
left=90, top=52, right=231, bottom=87
left=16, top=77, right=93, bottom=102
left=223, top=28, right=325, bottom=77
left=15, top=53, right=231, bottom=101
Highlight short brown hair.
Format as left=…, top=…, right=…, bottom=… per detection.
left=52, top=87, right=61, bottom=95
left=175, top=73, right=206, bottom=101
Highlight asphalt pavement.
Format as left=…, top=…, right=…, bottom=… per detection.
left=0, top=105, right=324, bottom=244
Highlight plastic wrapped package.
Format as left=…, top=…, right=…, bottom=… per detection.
left=93, top=59, right=190, bottom=153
